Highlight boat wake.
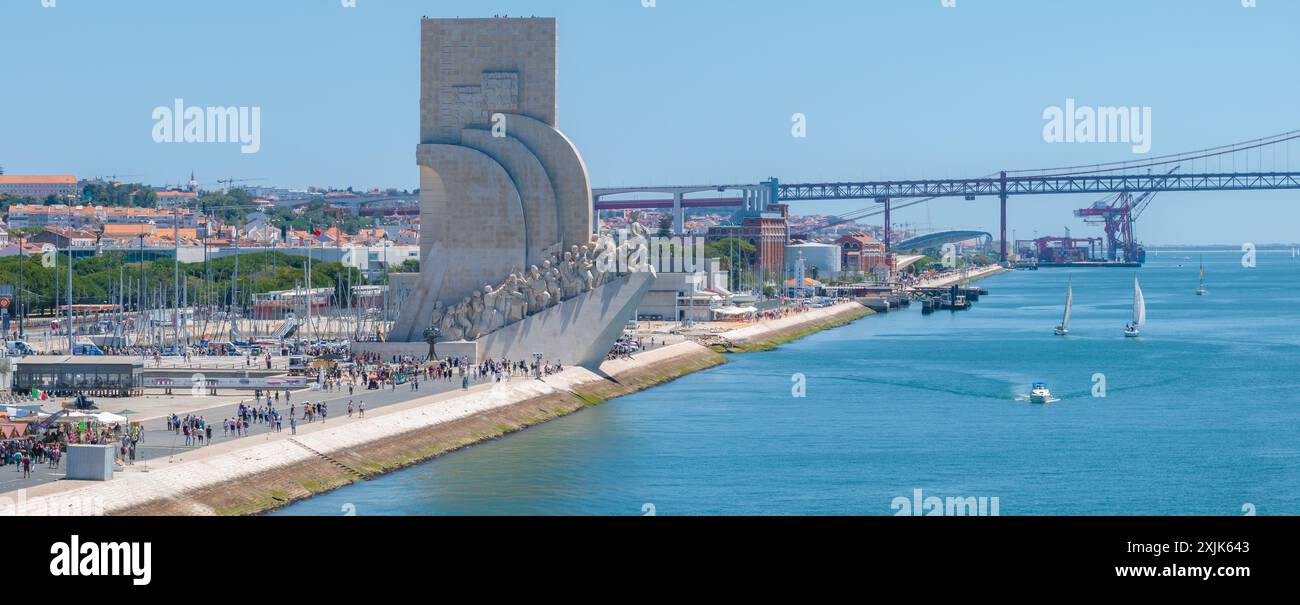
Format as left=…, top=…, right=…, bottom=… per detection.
left=823, top=374, right=1010, bottom=401
left=1014, top=394, right=1062, bottom=404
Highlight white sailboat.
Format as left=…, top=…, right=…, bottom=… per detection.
left=1124, top=276, right=1145, bottom=337
left=1196, top=259, right=1207, bottom=296
left=1054, top=277, right=1072, bottom=336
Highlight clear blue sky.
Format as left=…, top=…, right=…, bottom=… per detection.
left=2, top=0, right=1297, bottom=244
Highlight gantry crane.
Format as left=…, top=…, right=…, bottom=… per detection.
left=1074, top=166, right=1179, bottom=263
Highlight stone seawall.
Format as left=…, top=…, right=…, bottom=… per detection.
left=11, top=303, right=872, bottom=516
left=709, top=302, right=874, bottom=354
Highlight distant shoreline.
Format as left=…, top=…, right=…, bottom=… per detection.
left=1146, top=245, right=1297, bottom=251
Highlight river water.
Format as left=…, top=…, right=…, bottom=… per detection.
left=275, top=250, right=1300, bottom=515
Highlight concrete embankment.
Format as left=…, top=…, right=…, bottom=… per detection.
left=12, top=303, right=871, bottom=516
left=707, top=302, right=874, bottom=354
left=909, top=265, right=1007, bottom=290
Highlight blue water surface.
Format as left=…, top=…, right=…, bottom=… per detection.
left=275, top=250, right=1300, bottom=515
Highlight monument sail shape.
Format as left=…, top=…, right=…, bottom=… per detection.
left=385, top=17, right=653, bottom=368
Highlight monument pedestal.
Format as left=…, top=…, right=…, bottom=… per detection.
left=350, top=341, right=434, bottom=360
left=435, top=340, right=480, bottom=364
left=476, top=272, right=655, bottom=368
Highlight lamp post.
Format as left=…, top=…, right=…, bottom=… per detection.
left=17, top=251, right=23, bottom=339
left=138, top=232, right=145, bottom=349
left=66, top=217, right=74, bottom=356
left=686, top=275, right=695, bottom=329
left=173, top=206, right=180, bottom=353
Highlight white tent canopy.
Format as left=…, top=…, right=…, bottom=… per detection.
left=61, top=411, right=129, bottom=424
left=712, top=306, right=759, bottom=317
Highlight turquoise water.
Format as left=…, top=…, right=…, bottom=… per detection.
left=275, top=250, right=1300, bottom=516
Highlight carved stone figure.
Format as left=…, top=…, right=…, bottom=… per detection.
left=425, top=301, right=446, bottom=342
left=454, top=297, right=474, bottom=340
left=440, top=300, right=465, bottom=342
left=560, top=251, right=582, bottom=299
left=480, top=283, right=504, bottom=334
left=543, top=260, right=562, bottom=305
left=466, top=291, right=486, bottom=340
left=527, top=265, right=550, bottom=310
left=502, top=274, right=527, bottom=324
left=578, top=245, right=596, bottom=291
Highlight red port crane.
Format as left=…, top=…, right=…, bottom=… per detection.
left=1073, top=166, right=1179, bottom=264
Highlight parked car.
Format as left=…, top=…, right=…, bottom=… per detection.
left=72, top=343, right=105, bottom=356
left=4, top=340, right=34, bottom=356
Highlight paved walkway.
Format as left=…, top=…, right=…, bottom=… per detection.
left=908, top=265, right=1006, bottom=290
left=0, top=371, right=502, bottom=494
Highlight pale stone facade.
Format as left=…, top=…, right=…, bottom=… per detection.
left=391, top=17, right=599, bottom=345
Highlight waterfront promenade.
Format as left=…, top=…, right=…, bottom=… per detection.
left=0, top=370, right=484, bottom=494
left=3, top=303, right=869, bottom=515
left=908, top=264, right=1006, bottom=290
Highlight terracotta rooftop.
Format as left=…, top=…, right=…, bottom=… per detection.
left=0, top=175, right=77, bottom=185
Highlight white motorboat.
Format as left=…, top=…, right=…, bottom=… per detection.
left=1029, top=382, right=1052, bottom=404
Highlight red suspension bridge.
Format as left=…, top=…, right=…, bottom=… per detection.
left=593, top=129, right=1300, bottom=263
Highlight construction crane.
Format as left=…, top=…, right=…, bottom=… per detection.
left=211, top=177, right=266, bottom=193
left=1074, top=166, right=1180, bottom=264
left=97, top=173, right=142, bottom=183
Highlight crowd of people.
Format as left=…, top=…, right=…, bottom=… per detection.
left=1, top=416, right=141, bottom=481
left=1, top=341, right=603, bottom=484
left=2, top=439, right=60, bottom=478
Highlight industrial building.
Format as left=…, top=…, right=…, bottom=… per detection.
left=836, top=232, right=889, bottom=276
left=785, top=242, right=841, bottom=280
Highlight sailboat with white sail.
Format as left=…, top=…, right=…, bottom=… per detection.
left=1124, top=276, right=1145, bottom=337
left=1196, top=258, right=1207, bottom=296
left=1054, top=277, right=1072, bottom=336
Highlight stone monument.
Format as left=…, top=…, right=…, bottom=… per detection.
left=379, top=17, right=654, bottom=369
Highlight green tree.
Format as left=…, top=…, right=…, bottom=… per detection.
left=199, top=189, right=257, bottom=225
left=0, top=251, right=365, bottom=317
left=80, top=182, right=157, bottom=207
left=656, top=214, right=674, bottom=237
left=392, top=259, right=419, bottom=273
left=263, top=199, right=372, bottom=235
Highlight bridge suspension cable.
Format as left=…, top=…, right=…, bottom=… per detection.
left=824, top=130, right=1299, bottom=224
left=1006, top=128, right=1300, bottom=177
left=827, top=173, right=1003, bottom=225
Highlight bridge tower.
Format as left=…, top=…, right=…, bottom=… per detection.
left=999, top=171, right=1008, bottom=264
left=875, top=197, right=892, bottom=250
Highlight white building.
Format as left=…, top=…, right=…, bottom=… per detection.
left=785, top=242, right=841, bottom=279
left=637, top=258, right=731, bottom=322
